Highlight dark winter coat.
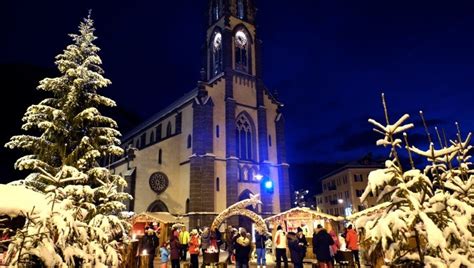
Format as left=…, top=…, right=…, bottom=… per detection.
left=142, top=231, right=159, bottom=254
left=255, top=233, right=267, bottom=249
left=201, top=231, right=210, bottom=250
left=169, top=238, right=181, bottom=260
left=312, top=229, right=334, bottom=262
left=288, top=232, right=306, bottom=264
left=234, top=235, right=251, bottom=264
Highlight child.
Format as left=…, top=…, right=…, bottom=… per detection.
left=160, top=242, right=169, bottom=268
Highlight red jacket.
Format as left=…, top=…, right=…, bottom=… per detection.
left=345, top=229, right=359, bottom=250
left=188, top=235, right=200, bottom=255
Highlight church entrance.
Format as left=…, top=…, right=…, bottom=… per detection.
left=238, top=190, right=255, bottom=233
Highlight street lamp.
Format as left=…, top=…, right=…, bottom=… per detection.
left=338, top=199, right=344, bottom=204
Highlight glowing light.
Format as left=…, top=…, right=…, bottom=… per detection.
left=264, top=180, right=273, bottom=189
left=142, top=250, right=148, bottom=255
left=338, top=199, right=344, bottom=204
left=132, top=234, right=137, bottom=240
left=254, top=174, right=263, bottom=181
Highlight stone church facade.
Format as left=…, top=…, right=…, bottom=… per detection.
left=112, top=0, right=291, bottom=227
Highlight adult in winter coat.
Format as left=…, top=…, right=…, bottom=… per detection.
left=179, top=226, right=190, bottom=261
left=201, top=227, right=211, bottom=254
left=141, top=227, right=159, bottom=268
left=287, top=232, right=305, bottom=268
left=255, top=231, right=268, bottom=268
left=234, top=229, right=251, bottom=268
left=169, top=235, right=180, bottom=268
left=188, top=229, right=201, bottom=268
left=328, top=230, right=340, bottom=261
left=312, top=225, right=334, bottom=267
left=345, top=225, right=360, bottom=267
left=225, top=226, right=237, bottom=264
left=274, top=225, right=289, bottom=268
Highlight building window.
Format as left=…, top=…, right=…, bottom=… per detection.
left=235, top=30, right=249, bottom=73
left=268, top=135, right=272, bottom=147
left=216, top=177, right=220, bottom=191
left=187, top=135, right=192, bottom=148
left=324, top=196, right=328, bottom=203
left=140, top=133, right=146, bottom=148
left=345, top=191, right=349, bottom=198
left=185, top=199, right=190, bottom=213
left=166, top=122, right=172, bottom=137
left=212, top=0, right=222, bottom=22
left=237, top=0, right=245, bottom=19
left=135, top=138, right=140, bottom=149
left=354, top=174, right=363, bottom=182
left=211, top=31, right=223, bottom=76
left=216, top=125, right=220, bottom=138
left=356, top=189, right=364, bottom=197
left=343, top=175, right=348, bottom=184
left=150, top=131, right=155, bottom=143
left=155, top=124, right=162, bottom=141
left=236, top=113, right=253, bottom=160
left=158, top=149, right=162, bottom=164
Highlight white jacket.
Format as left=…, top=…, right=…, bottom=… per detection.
left=275, top=230, right=287, bottom=249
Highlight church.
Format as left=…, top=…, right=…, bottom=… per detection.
left=112, top=0, right=291, bottom=228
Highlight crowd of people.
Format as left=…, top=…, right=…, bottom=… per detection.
left=138, top=223, right=360, bottom=268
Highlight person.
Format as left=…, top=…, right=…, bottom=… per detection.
left=345, top=225, right=360, bottom=267
left=188, top=229, right=200, bottom=268
left=169, top=234, right=180, bottom=268
left=328, top=230, right=340, bottom=264
left=159, top=242, right=169, bottom=268
left=234, top=228, right=251, bottom=268
left=225, top=226, right=236, bottom=264
left=312, top=224, right=334, bottom=268
left=179, top=226, right=190, bottom=261
left=287, top=231, right=305, bottom=268
left=255, top=230, right=267, bottom=268
left=274, top=225, right=288, bottom=268
left=142, top=226, right=159, bottom=268
left=201, top=227, right=210, bottom=255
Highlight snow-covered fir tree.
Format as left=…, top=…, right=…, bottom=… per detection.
left=4, top=13, right=131, bottom=267
left=357, top=94, right=473, bottom=267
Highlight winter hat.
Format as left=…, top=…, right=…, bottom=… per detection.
left=297, top=227, right=303, bottom=233
left=190, top=229, right=198, bottom=235
left=317, top=224, right=323, bottom=229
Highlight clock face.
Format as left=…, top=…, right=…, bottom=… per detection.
left=149, top=172, right=169, bottom=194
left=213, top=32, right=222, bottom=51
left=235, top=30, right=247, bottom=48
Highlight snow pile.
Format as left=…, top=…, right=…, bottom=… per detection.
left=3, top=13, right=131, bottom=267
left=355, top=94, right=474, bottom=266
left=0, top=185, right=48, bottom=219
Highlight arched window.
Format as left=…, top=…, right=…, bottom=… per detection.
left=235, top=29, right=249, bottom=73
left=268, top=134, right=272, bottom=147
left=147, top=200, right=169, bottom=212
left=237, top=0, right=246, bottom=19
left=187, top=134, right=192, bottom=148
left=158, top=149, right=162, bottom=164
left=211, top=31, right=223, bottom=76
left=216, top=177, right=220, bottom=191
left=166, top=122, right=172, bottom=137
left=236, top=113, right=253, bottom=160
left=216, top=125, right=220, bottom=138
left=185, top=198, right=190, bottom=213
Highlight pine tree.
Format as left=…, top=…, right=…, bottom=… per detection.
left=357, top=94, right=474, bottom=267
left=4, top=13, right=131, bottom=266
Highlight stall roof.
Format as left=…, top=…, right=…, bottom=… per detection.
left=346, top=202, right=391, bottom=221
left=131, top=212, right=181, bottom=224
left=265, top=207, right=344, bottom=222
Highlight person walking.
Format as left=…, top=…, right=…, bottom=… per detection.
left=188, top=229, right=200, bottom=268
left=274, top=225, right=288, bottom=268
left=179, top=226, right=190, bottom=261
left=312, top=225, right=334, bottom=268
left=169, top=235, right=180, bottom=268
left=255, top=230, right=268, bottom=268
left=345, top=225, right=360, bottom=267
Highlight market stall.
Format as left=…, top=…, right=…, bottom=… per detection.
left=265, top=207, right=344, bottom=259
left=130, top=212, right=183, bottom=244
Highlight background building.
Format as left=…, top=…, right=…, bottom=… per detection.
left=111, top=0, right=291, bottom=229
left=315, top=157, right=382, bottom=217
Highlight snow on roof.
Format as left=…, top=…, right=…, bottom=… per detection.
left=264, top=207, right=344, bottom=222
left=131, top=212, right=181, bottom=224
left=346, top=202, right=391, bottom=221
left=0, top=184, right=48, bottom=218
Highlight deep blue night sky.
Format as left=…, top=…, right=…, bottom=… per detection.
left=1, top=1, right=474, bottom=192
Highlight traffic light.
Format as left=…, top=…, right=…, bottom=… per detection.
left=262, top=177, right=274, bottom=193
